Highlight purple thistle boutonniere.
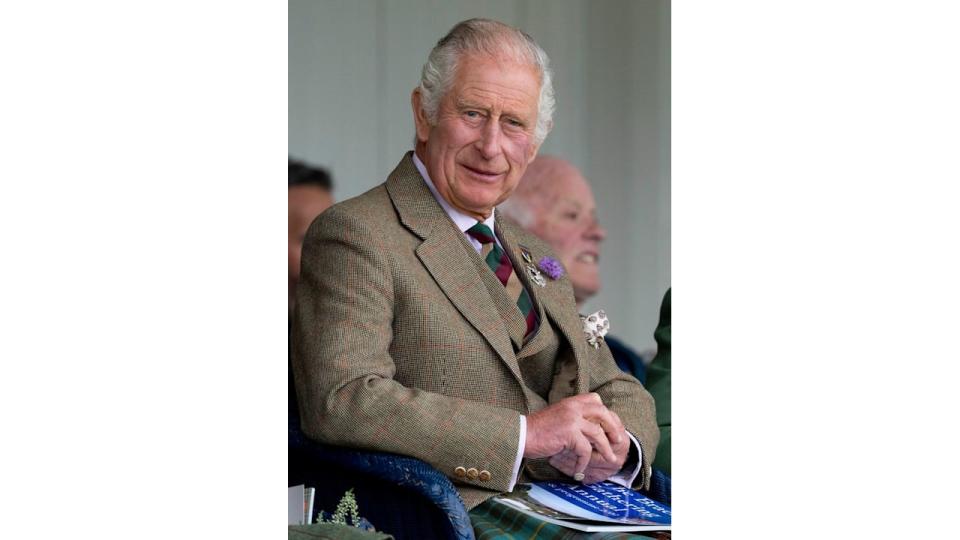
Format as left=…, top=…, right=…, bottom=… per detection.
left=537, top=256, right=564, bottom=280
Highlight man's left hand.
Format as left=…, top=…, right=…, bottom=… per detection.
left=548, top=415, right=631, bottom=484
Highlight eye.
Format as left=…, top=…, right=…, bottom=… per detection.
left=503, top=118, right=526, bottom=130
left=563, top=211, right=579, bottom=220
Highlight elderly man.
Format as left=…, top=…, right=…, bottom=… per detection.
left=291, top=18, right=658, bottom=515
left=499, top=156, right=648, bottom=383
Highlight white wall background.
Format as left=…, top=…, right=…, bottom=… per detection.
left=289, top=0, right=670, bottom=355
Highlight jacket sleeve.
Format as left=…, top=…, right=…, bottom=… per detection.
left=291, top=206, right=522, bottom=492
left=590, top=340, right=660, bottom=490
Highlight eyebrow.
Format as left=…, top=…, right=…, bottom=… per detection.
left=455, top=98, right=486, bottom=111
left=455, top=98, right=533, bottom=124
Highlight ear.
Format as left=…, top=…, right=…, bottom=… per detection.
left=527, top=118, right=551, bottom=164
left=411, top=88, right=431, bottom=143
left=527, top=141, right=542, bottom=164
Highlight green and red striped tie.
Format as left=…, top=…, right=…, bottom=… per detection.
left=466, top=222, right=538, bottom=338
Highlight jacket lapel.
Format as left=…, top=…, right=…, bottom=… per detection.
left=497, top=216, right=591, bottom=397
left=385, top=153, right=524, bottom=387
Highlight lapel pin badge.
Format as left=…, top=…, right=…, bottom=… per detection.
left=519, top=245, right=534, bottom=264
left=518, top=245, right=546, bottom=287
left=526, top=264, right=547, bottom=287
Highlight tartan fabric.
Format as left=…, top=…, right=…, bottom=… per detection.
left=466, top=222, right=538, bottom=338
left=291, top=152, right=660, bottom=511
left=469, top=500, right=671, bottom=540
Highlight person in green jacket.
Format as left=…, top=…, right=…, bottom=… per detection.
left=645, top=288, right=671, bottom=475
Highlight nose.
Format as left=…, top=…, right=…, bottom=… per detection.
left=586, top=217, right=606, bottom=242
left=476, top=120, right=502, bottom=159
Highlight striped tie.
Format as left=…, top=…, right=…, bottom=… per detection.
left=466, top=222, right=538, bottom=338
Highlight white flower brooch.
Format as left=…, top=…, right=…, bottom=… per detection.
left=580, top=309, right=610, bottom=349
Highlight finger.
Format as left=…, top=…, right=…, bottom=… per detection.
left=582, top=404, right=625, bottom=446
left=599, top=410, right=626, bottom=446
left=606, top=410, right=625, bottom=435
left=549, top=454, right=576, bottom=476
left=580, top=419, right=617, bottom=464
left=571, top=433, right=593, bottom=479
left=592, top=417, right=622, bottom=446
left=575, top=392, right=603, bottom=405
left=550, top=450, right=575, bottom=467
left=569, top=392, right=602, bottom=407
left=555, top=448, right=604, bottom=469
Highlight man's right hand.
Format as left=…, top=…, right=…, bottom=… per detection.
left=523, top=393, right=626, bottom=479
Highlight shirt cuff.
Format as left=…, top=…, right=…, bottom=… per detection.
left=507, top=415, right=526, bottom=491
left=606, top=431, right=643, bottom=488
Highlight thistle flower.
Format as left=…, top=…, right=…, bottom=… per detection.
left=537, top=256, right=564, bottom=280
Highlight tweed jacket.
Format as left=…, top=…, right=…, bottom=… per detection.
left=292, top=152, right=659, bottom=510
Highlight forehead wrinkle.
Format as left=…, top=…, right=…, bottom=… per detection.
left=459, top=78, right=537, bottom=98
left=456, top=87, right=535, bottom=120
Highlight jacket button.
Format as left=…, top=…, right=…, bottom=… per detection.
left=466, top=467, right=479, bottom=480
left=454, top=466, right=466, bottom=478
left=478, top=470, right=491, bottom=482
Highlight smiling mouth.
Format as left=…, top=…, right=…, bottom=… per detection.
left=576, top=253, right=599, bottom=264
left=461, top=163, right=505, bottom=180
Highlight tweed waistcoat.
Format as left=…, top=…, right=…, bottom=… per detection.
left=470, top=220, right=563, bottom=406
left=473, top=261, right=562, bottom=407
left=516, top=312, right=561, bottom=405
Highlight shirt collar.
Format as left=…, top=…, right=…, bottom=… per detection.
left=412, top=151, right=497, bottom=235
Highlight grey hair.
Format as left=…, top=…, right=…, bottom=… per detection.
left=417, top=18, right=555, bottom=145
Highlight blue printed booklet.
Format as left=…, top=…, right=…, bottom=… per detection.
left=492, top=480, right=671, bottom=533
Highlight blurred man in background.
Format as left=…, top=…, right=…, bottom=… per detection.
left=288, top=158, right=334, bottom=314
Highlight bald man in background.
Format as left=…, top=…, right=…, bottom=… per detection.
left=499, top=156, right=650, bottom=383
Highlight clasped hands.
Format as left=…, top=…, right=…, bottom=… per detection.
left=524, top=393, right=630, bottom=484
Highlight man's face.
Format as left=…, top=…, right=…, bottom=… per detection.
left=288, top=185, right=334, bottom=297
left=414, top=53, right=542, bottom=220
left=528, top=171, right=606, bottom=304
